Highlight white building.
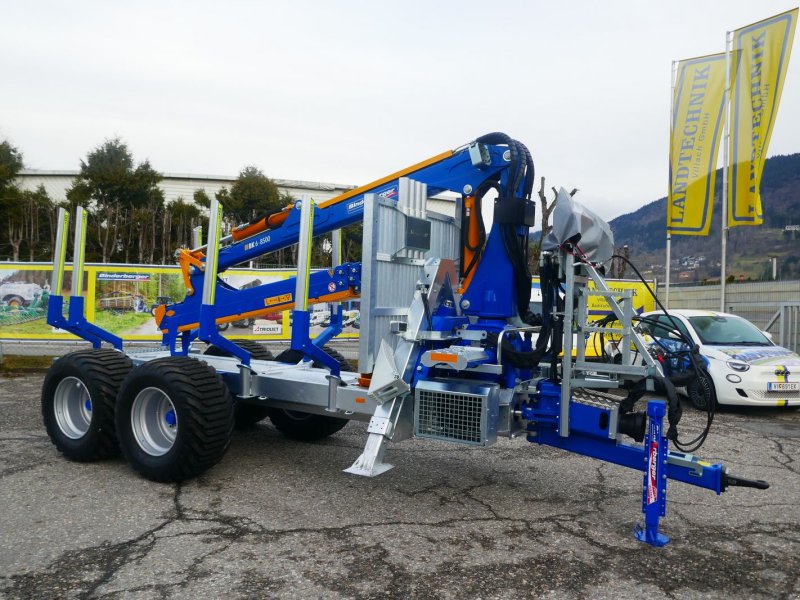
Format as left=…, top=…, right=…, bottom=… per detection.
left=16, top=170, right=458, bottom=216
left=17, top=170, right=356, bottom=205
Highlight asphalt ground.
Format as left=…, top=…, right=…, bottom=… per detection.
left=1, top=370, right=799, bottom=599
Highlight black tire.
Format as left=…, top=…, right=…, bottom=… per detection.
left=6, top=295, right=25, bottom=308
left=203, top=339, right=274, bottom=361
left=267, top=347, right=350, bottom=441
left=232, top=318, right=254, bottom=329
left=203, top=341, right=274, bottom=429
left=41, top=349, right=133, bottom=462
left=115, top=357, right=235, bottom=482
left=687, top=369, right=717, bottom=411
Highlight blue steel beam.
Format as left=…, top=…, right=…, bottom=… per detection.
left=158, top=263, right=360, bottom=336
left=213, top=145, right=511, bottom=272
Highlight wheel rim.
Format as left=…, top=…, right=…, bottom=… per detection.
left=690, top=376, right=712, bottom=409
left=53, top=376, right=92, bottom=439
left=131, top=387, right=178, bottom=456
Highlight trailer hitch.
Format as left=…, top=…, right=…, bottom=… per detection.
left=722, top=470, right=770, bottom=491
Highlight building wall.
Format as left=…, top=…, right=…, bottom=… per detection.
left=17, top=170, right=459, bottom=217
left=17, top=170, right=356, bottom=205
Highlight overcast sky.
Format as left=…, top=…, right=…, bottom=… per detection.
left=2, top=1, right=798, bottom=222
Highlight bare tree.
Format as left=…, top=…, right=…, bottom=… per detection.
left=529, top=178, right=578, bottom=273
left=609, top=245, right=630, bottom=279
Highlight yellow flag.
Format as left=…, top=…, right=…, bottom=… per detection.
left=668, top=54, right=726, bottom=235
left=728, top=9, right=798, bottom=227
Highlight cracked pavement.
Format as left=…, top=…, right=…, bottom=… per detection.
left=1, top=373, right=799, bottom=599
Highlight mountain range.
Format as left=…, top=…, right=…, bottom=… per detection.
left=607, top=153, right=800, bottom=281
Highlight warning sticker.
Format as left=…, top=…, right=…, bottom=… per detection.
left=265, top=293, right=292, bottom=306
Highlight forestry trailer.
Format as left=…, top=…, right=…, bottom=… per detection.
left=41, top=133, right=767, bottom=546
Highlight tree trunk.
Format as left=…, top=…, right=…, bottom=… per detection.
left=8, top=221, right=22, bottom=261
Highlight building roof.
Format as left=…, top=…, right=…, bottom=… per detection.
left=16, top=169, right=458, bottom=217
left=17, top=169, right=357, bottom=204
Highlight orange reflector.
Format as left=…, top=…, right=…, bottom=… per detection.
left=355, top=397, right=366, bottom=404
left=429, top=352, right=457, bottom=363
left=358, top=374, right=372, bottom=387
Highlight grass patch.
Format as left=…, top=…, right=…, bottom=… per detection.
left=0, top=354, right=54, bottom=374
left=0, top=317, right=50, bottom=335
left=92, top=311, right=153, bottom=335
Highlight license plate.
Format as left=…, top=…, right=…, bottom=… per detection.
left=767, top=382, right=800, bottom=392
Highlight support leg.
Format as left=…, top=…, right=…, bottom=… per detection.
left=345, top=396, right=411, bottom=477
left=634, top=399, right=670, bottom=547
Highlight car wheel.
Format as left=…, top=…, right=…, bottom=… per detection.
left=687, top=369, right=717, bottom=411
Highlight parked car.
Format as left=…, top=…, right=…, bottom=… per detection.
left=637, top=309, right=800, bottom=409
left=0, top=282, right=45, bottom=307
left=263, top=311, right=283, bottom=323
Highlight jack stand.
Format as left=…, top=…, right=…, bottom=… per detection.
left=345, top=395, right=410, bottom=477
left=634, top=400, right=670, bottom=547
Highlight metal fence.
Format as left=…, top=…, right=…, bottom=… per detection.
left=658, top=280, right=800, bottom=352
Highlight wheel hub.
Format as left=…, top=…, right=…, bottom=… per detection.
left=131, top=387, right=178, bottom=456
left=53, top=377, right=92, bottom=439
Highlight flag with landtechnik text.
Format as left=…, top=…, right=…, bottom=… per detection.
left=667, top=54, right=726, bottom=236
left=728, top=8, right=798, bottom=227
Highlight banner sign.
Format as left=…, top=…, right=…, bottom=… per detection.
left=532, top=278, right=655, bottom=317
left=0, top=263, right=359, bottom=342
left=728, top=9, right=798, bottom=227
left=668, top=54, right=726, bottom=236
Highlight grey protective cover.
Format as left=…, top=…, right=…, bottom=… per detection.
left=541, top=187, right=614, bottom=264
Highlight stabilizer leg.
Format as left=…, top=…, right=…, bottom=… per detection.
left=345, top=396, right=411, bottom=477
left=634, top=400, right=670, bottom=547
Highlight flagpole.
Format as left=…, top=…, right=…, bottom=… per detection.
left=666, top=60, right=677, bottom=309
left=665, top=234, right=671, bottom=308
left=720, top=30, right=732, bottom=312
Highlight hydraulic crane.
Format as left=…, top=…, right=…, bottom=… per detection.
left=42, top=133, right=768, bottom=547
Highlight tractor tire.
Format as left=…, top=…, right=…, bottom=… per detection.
left=687, top=369, right=717, bottom=411
left=41, top=349, right=133, bottom=462
left=267, top=347, right=350, bottom=441
left=203, top=341, right=274, bottom=429
left=6, top=295, right=25, bottom=308
left=115, top=357, right=235, bottom=482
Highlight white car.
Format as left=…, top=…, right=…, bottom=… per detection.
left=638, top=309, right=800, bottom=409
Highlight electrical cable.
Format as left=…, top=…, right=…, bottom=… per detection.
left=609, top=253, right=714, bottom=453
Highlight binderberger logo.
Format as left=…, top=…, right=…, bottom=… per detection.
left=346, top=198, right=364, bottom=213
